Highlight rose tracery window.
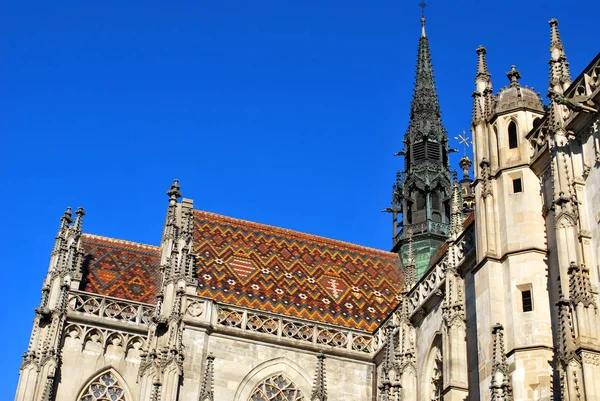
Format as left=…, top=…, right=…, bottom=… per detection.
left=80, top=372, right=126, bottom=401
left=249, top=374, right=305, bottom=401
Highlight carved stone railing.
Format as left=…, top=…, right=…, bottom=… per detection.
left=397, top=220, right=450, bottom=241
left=215, top=304, right=378, bottom=354
left=67, top=291, right=378, bottom=354
left=408, top=258, right=446, bottom=316
left=68, top=290, right=154, bottom=326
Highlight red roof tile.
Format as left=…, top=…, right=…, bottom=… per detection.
left=81, top=234, right=161, bottom=304
left=193, top=210, right=403, bottom=332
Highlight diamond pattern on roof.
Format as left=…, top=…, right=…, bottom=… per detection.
left=81, top=234, right=160, bottom=304
left=193, top=210, right=403, bottom=332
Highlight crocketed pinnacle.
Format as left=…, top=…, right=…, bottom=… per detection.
left=408, top=17, right=443, bottom=124
left=198, top=353, right=215, bottom=401
left=450, top=174, right=462, bottom=238
left=472, top=46, right=494, bottom=124
left=311, top=353, right=327, bottom=401
left=404, top=228, right=417, bottom=289
left=548, top=18, right=571, bottom=93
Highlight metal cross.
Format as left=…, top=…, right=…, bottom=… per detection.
left=454, top=131, right=472, bottom=156
left=419, top=2, right=427, bottom=18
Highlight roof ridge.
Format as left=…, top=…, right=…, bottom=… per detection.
left=82, top=233, right=160, bottom=251
left=195, top=210, right=397, bottom=257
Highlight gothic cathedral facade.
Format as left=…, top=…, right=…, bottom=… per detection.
left=15, top=16, right=600, bottom=401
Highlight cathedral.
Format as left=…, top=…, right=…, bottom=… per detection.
left=14, top=12, right=600, bottom=401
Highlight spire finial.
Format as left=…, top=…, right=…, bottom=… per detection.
left=167, top=179, right=182, bottom=204
left=419, top=2, right=427, bottom=37
left=506, top=65, right=521, bottom=87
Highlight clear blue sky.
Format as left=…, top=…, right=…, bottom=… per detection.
left=1, top=0, right=596, bottom=397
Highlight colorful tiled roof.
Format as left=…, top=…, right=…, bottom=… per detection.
left=193, top=210, right=403, bottom=332
left=81, top=234, right=161, bottom=304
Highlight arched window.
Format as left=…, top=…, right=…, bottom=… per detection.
left=508, top=121, right=518, bottom=149
left=250, top=374, right=305, bottom=401
left=79, top=371, right=126, bottom=401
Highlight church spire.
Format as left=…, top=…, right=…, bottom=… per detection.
left=409, top=5, right=442, bottom=122
left=387, top=5, right=452, bottom=279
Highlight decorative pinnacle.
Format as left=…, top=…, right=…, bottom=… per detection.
left=383, top=323, right=397, bottom=375
left=506, top=65, right=521, bottom=87
left=167, top=179, right=182, bottom=202
left=476, top=46, right=490, bottom=78
left=549, top=18, right=563, bottom=51
left=548, top=18, right=571, bottom=92
left=311, top=353, right=327, bottom=401
left=74, top=207, right=85, bottom=232
left=198, top=353, right=215, bottom=401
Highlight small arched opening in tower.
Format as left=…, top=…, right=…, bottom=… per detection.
left=508, top=121, right=518, bottom=149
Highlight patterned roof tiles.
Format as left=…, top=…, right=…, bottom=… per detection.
left=193, top=210, right=403, bottom=332
left=81, top=234, right=161, bottom=304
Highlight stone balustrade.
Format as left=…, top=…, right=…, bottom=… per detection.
left=66, top=290, right=379, bottom=355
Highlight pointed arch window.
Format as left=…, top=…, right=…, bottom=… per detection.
left=79, top=372, right=126, bottom=401
left=508, top=121, right=518, bottom=149
left=249, top=374, right=305, bottom=401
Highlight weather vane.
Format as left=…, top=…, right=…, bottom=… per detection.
left=454, top=130, right=472, bottom=156
left=419, top=2, right=427, bottom=18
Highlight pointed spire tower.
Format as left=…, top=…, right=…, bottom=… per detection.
left=388, top=4, right=453, bottom=279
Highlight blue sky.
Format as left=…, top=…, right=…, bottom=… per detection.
left=1, top=0, right=596, bottom=396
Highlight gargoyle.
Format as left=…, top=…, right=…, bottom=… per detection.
left=549, top=89, right=598, bottom=113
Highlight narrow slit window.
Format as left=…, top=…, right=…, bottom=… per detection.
left=513, top=178, right=522, bottom=193
left=522, top=289, right=533, bottom=312
left=508, top=121, right=518, bottom=149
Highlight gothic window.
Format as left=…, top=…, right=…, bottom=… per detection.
left=508, top=121, right=518, bottom=149
left=79, top=372, right=126, bottom=401
left=249, top=374, right=305, bottom=401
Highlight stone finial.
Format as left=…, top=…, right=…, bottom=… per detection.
left=459, top=156, right=472, bottom=179
left=167, top=179, right=182, bottom=203
left=311, top=353, right=327, bottom=401
left=198, top=353, right=215, bottom=401
left=61, top=206, right=74, bottom=226
left=506, top=65, right=521, bottom=88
